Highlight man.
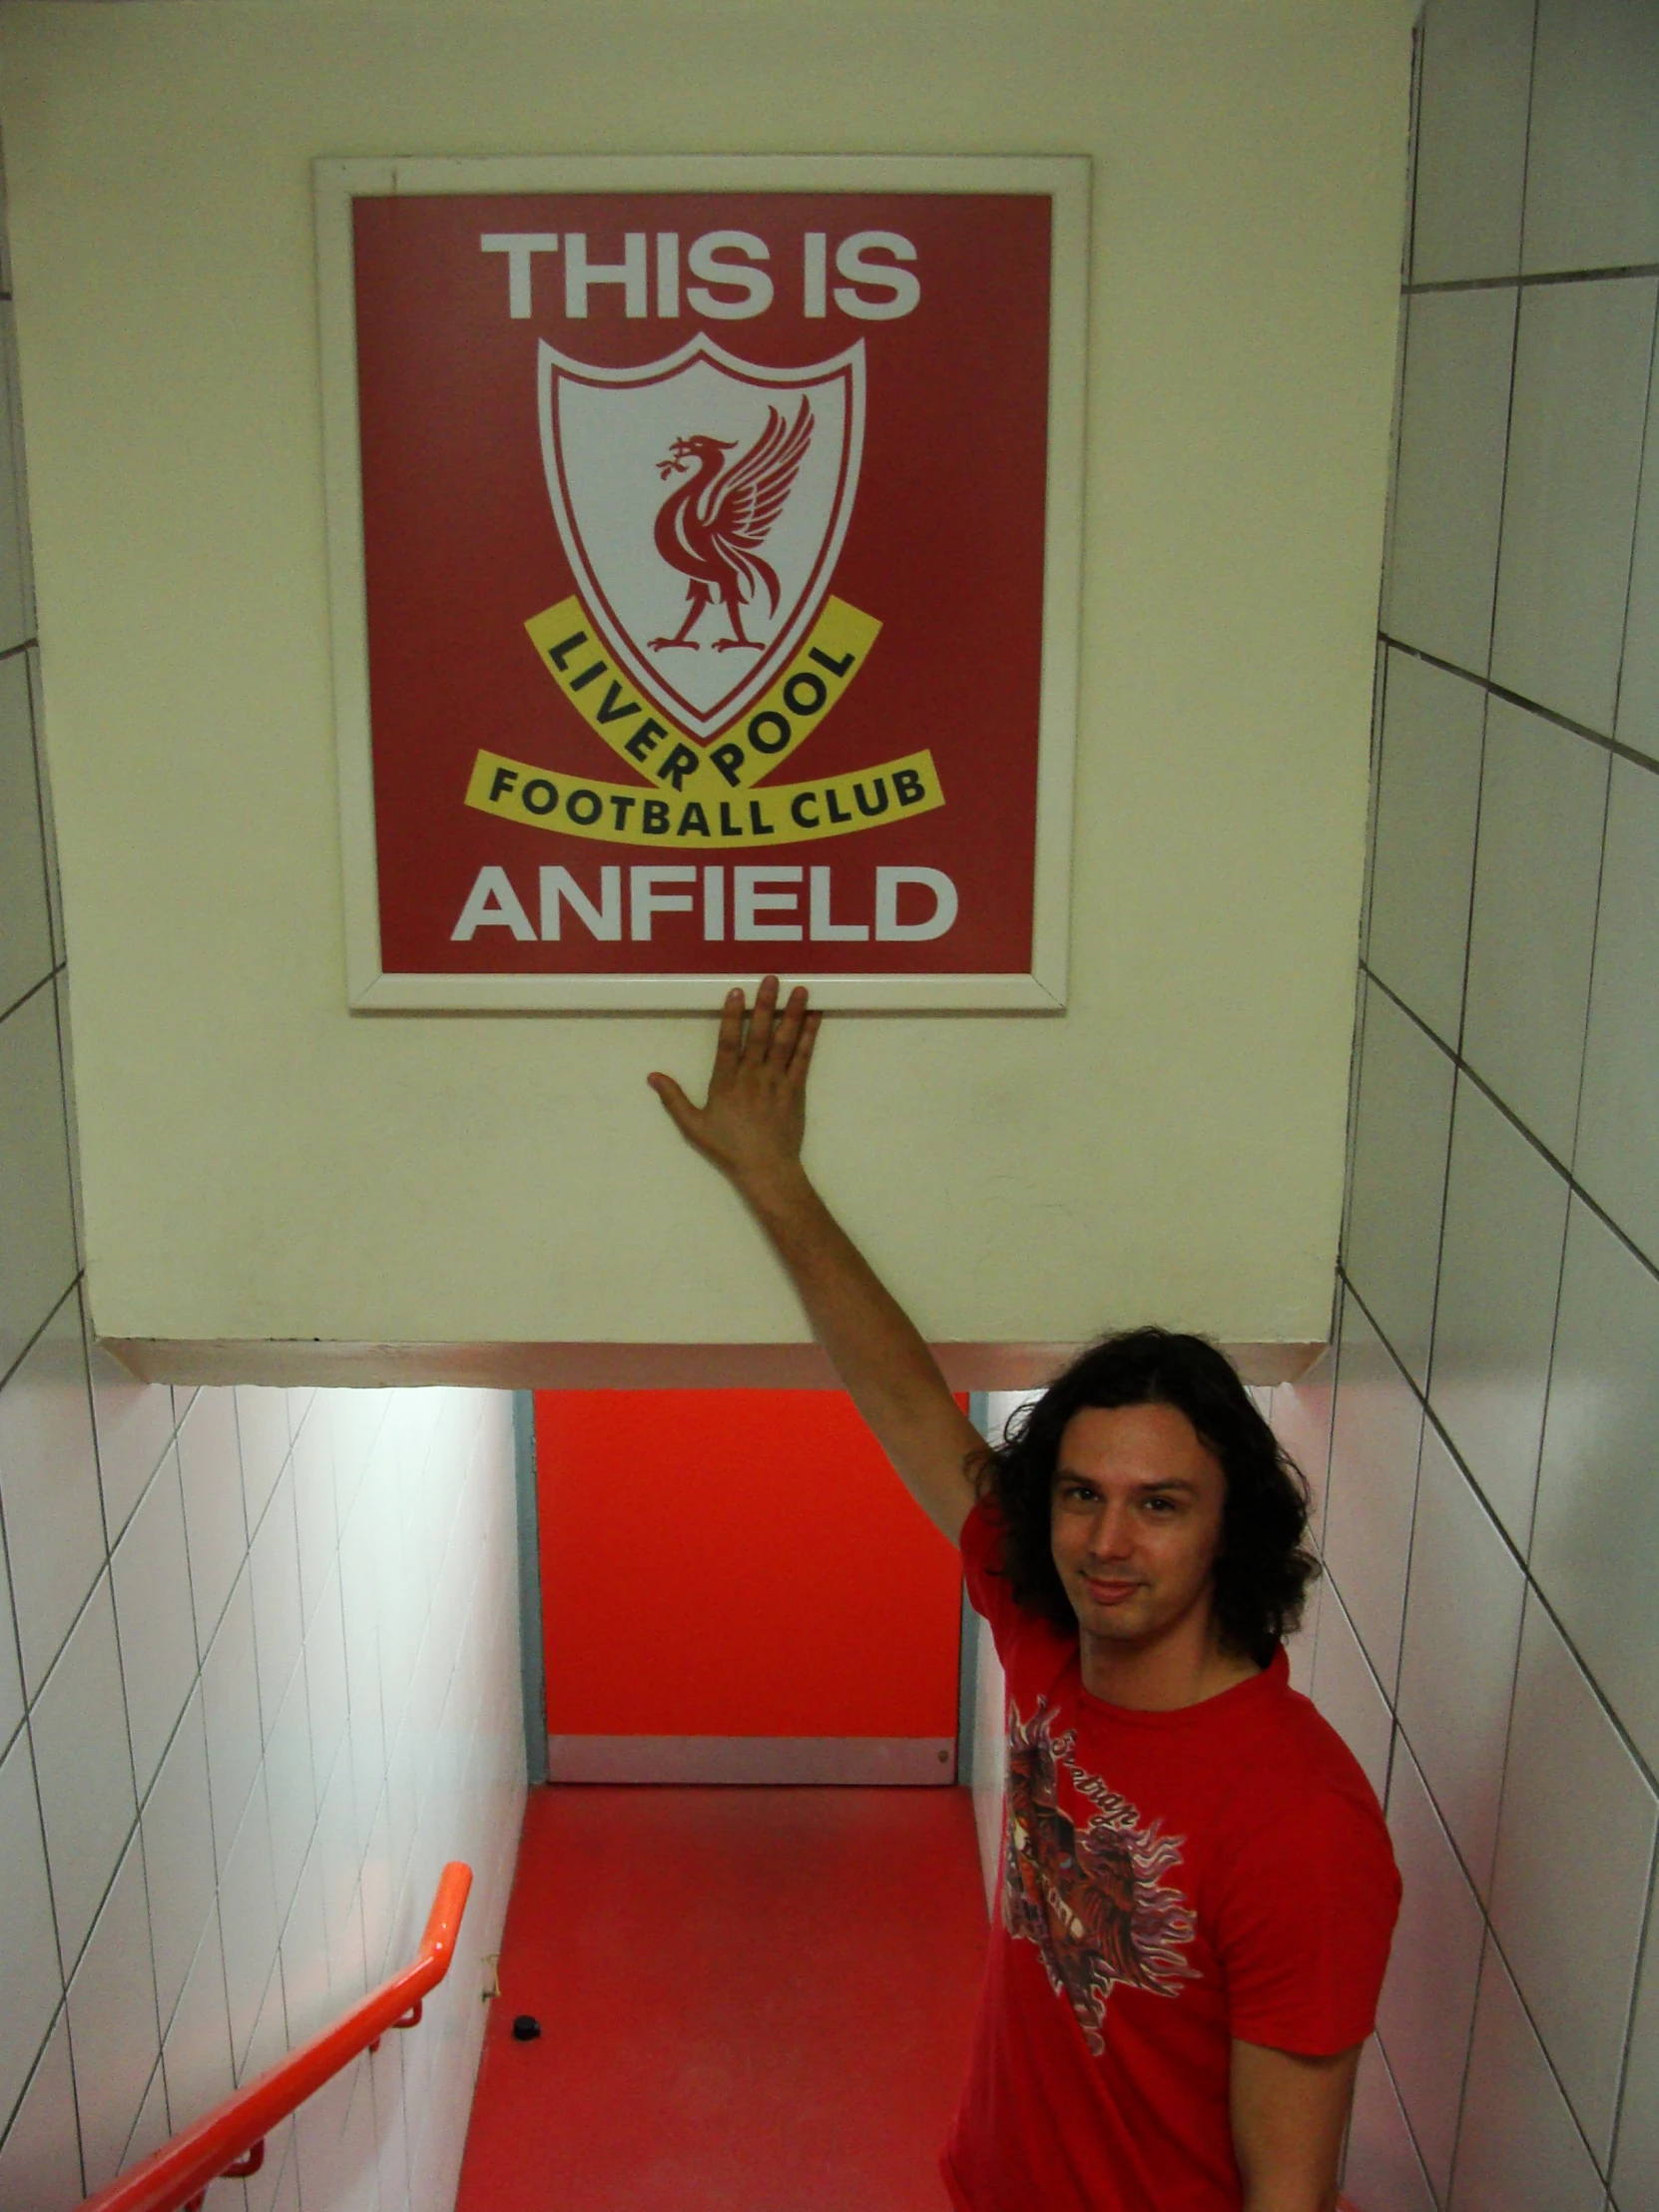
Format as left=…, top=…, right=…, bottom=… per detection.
left=649, top=978, right=1399, bottom=2212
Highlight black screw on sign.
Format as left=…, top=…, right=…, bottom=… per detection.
left=511, top=2014, right=542, bottom=2041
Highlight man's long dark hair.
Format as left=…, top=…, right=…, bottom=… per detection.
left=974, top=1328, right=1318, bottom=1668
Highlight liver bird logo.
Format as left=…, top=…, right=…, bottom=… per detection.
left=648, top=400, right=815, bottom=655
left=1002, top=1700, right=1198, bottom=2052
left=539, top=334, right=864, bottom=740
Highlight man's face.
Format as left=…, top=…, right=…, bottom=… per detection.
left=1049, top=1402, right=1229, bottom=1652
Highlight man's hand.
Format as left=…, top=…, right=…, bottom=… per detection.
left=647, top=977, right=980, bottom=1542
left=648, top=976, right=821, bottom=1200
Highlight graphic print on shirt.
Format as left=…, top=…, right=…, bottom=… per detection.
left=1002, top=1699, right=1198, bottom=2053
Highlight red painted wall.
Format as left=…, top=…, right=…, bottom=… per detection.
left=537, top=1389, right=964, bottom=1737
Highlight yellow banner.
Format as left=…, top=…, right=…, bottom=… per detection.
left=524, top=596, right=881, bottom=797
left=466, top=748, right=943, bottom=847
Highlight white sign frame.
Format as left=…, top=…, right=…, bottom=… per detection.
left=315, top=153, right=1090, bottom=1013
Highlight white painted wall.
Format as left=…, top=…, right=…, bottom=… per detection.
left=1, top=0, right=1411, bottom=1356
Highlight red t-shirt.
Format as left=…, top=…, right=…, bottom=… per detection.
left=944, top=1502, right=1400, bottom=2212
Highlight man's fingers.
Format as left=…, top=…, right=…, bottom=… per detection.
left=712, top=987, right=747, bottom=1079
left=646, top=1072, right=702, bottom=1141
left=787, top=1008, right=823, bottom=1087
left=771, top=984, right=810, bottom=1066
left=743, top=973, right=781, bottom=1065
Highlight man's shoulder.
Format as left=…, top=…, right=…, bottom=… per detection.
left=1201, top=1656, right=1388, bottom=1824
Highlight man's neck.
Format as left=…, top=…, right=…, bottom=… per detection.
left=1078, top=1608, right=1262, bottom=1712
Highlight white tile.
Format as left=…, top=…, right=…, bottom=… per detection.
left=161, top=1910, right=232, bottom=2135
left=1532, top=1200, right=1659, bottom=1772
left=0, top=982, right=78, bottom=1384
left=139, top=1686, right=216, bottom=2035
left=264, top=1655, right=315, bottom=1927
left=0, top=1730, right=66, bottom=2135
left=1450, top=1936, right=1604, bottom=2212
left=1270, top=1334, right=1337, bottom=1546
left=1285, top=1574, right=1320, bottom=1701
left=1310, top=1582, right=1393, bottom=1805
left=1412, top=0, right=1534, bottom=281
left=121, top=2055, right=169, bottom=2178
left=316, top=1738, right=365, bottom=2002
left=0, top=1288, right=104, bottom=1700
left=279, top=1841, right=331, bottom=2045
left=290, top=1398, right=337, bottom=1630
left=366, top=2036, right=410, bottom=2212
left=0, top=651, right=51, bottom=1018
left=25, top=658, right=61, bottom=977
left=86, top=1336, right=176, bottom=1548
left=254, top=2132, right=303, bottom=2212
left=87, top=1343, right=175, bottom=1549
left=1491, top=278, right=1657, bottom=735
left=1344, top=983, right=1455, bottom=1387
left=293, top=2052, right=375, bottom=2212
left=218, top=1773, right=279, bottom=2074
left=239, top=1955, right=286, bottom=2088
left=1577, top=759, right=1659, bottom=1269
left=1379, top=1742, right=1487, bottom=2196
left=1344, top=2035, right=1435, bottom=2212
left=1384, top=287, right=1518, bottom=675
left=1396, top=1423, right=1525, bottom=1896
left=306, top=1570, right=350, bottom=1807
left=0, top=1523, right=21, bottom=1758
left=1462, top=700, right=1608, bottom=1161
left=236, top=1386, right=289, bottom=1535
left=1323, top=1298, right=1424, bottom=1696
left=176, top=1387, right=246, bottom=1653
left=1615, top=1897, right=1659, bottom=2208
left=1428, top=1075, right=1572, bottom=1546
left=65, top=1830, right=160, bottom=2192
left=250, top=1467, right=302, bottom=1732
left=110, top=1444, right=197, bottom=1796
left=358, top=1793, right=395, bottom=1987
left=1490, top=1593, right=1658, bottom=2157
left=1367, top=651, right=1485, bottom=1047
left=0, top=311, right=31, bottom=661
left=1621, top=336, right=1659, bottom=763
left=0, top=2009, right=82, bottom=2212
left=201, top=1567, right=262, bottom=1877
left=30, top=1573, right=137, bottom=1973
left=345, top=1615, right=387, bottom=1848
left=1521, top=0, right=1659, bottom=274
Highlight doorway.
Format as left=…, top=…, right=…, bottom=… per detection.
left=534, top=1387, right=967, bottom=1783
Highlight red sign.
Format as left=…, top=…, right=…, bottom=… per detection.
left=322, top=160, right=1085, bottom=1007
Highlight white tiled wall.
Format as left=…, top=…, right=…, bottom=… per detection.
left=0, top=151, right=524, bottom=2212
left=1283, top=6, right=1659, bottom=2203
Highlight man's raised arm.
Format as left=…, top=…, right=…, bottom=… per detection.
left=648, top=977, right=982, bottom=1542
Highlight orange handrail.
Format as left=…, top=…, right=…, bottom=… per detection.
left=79, top=1862, right=473, bottom=2212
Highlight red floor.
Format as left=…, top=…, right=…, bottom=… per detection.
left=456, top=1785, right=990, bottom=2211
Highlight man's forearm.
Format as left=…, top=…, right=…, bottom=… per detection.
left=738, top=1161, right=980, bottom=1540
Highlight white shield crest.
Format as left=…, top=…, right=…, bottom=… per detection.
left=538, top=333, right=865, bottom=742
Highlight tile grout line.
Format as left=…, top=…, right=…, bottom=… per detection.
left=1380, top=630, right=1659, bottom=781
left=1340, top=1269, right=1659, bottom=1806
left=0, top=954, right=65, bottom=1035
left=1361, top=962, right=1659, bottom=1292
left=1602, top=1827, right=1659, bottom=2210
left=1407, top=262, right=1659, bottom=294
left=1604, top=280, right=1659, bottom=749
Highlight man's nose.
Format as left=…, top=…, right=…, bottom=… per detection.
left=1086, top=1502, right=1134, bottom=1559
